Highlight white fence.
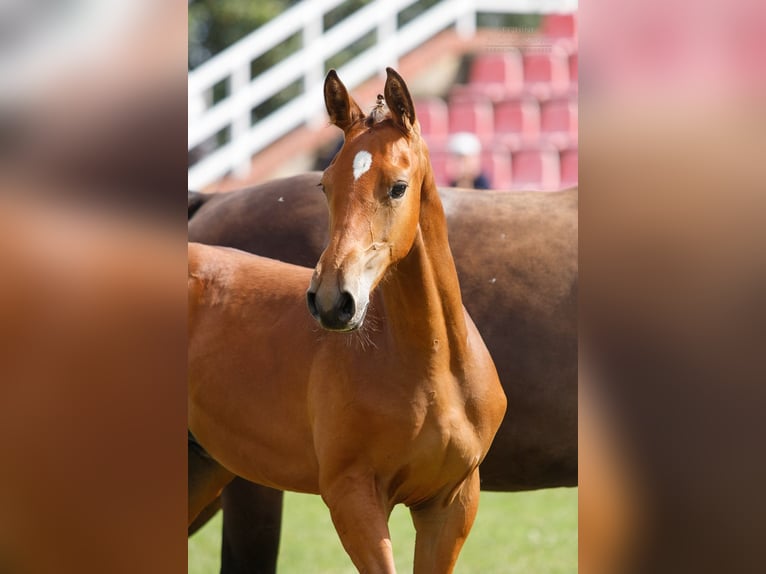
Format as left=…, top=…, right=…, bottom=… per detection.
left=188, top=0, right=577, bottom=189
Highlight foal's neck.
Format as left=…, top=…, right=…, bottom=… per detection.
left=379, top=170, right=469, bottom=369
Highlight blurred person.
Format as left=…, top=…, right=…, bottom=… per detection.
left=447, top=132, right=490, bottom=189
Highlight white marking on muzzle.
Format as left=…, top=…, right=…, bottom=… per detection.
left=344, top=244, right=388, bottom=324
left=353, top=150, right=372, bottom=180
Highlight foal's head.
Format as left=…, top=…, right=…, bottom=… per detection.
left=306, top=68, right=430, bottom=331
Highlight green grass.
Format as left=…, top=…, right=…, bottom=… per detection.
left=189, top=488, right=577, bottom=573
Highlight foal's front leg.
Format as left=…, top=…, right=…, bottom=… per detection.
left=321, top=470, right=397, bottom=574
left=411, top=468, right=481, bottom=574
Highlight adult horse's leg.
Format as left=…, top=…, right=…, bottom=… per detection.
left=221, top=479, right=284, bottom=574
left=410, top=469, right=481, bottom=574
left=189, top=496, right=221, bottom=536
left=188, top=439, right=234, bottom=526
left=321, top=471, right=397, bottom=574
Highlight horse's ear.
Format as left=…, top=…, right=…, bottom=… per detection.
left=384, top=67, right=416, bottom=133
left=324, top=69, right=364, bottom=132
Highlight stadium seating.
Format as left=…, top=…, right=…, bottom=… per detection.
left=541, top=13, right=577, bottom=41
left=481, top=149, right=513, bottom=190
left=541, top=13, right=577, bottom=55
left=540, top=97, right=578, bottom=149
left=415, top=98, right=449, bottom=143
left=450, top=50, right=525, bottom=101
left=447, top=96, right=494, bottom=142
left=469, top=51, right=525, bottom=99
left=511, top=148, right=561, bottom=189
left=428, top=148, right=450, bottom=187
left=523, top=50, right=571, bottom=99
left=493, top=98, right=541, bottom=149
left=420, top=13, right=578, bottom=190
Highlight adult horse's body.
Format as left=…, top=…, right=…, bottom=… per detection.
left=188, top=69, right=506, bottom=573
left=188, top=175, right=577, bottom=573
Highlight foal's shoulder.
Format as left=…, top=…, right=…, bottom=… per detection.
left=188, top=242, right=250, bottom=279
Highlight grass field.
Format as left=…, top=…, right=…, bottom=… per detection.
left=189, top=487, right=577, bottom=573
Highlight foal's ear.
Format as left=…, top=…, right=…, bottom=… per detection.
left=324, top=69, right=364, bottom=132
left=384, top=67, right=416, bottom=134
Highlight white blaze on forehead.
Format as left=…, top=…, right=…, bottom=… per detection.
left=352, top=150, right=372, bottom=180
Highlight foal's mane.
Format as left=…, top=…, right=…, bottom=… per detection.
left=364, top=94, right=390, bottom=127
left=355, top=96, right=416, bottom=139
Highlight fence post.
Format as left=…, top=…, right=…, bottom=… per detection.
left=231, top=62, right=252, bottom=179
left=456, top=3, right=476, bottom=39
left=378, top=10, right=398, bottom=76
left=303, top=15, right=325, bottom=128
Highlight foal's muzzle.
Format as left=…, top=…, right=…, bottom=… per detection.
left=306, top=289, right=358, bottom=331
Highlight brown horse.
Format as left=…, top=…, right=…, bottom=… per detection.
left=189, top=179, right=577, bottom=573
left=188, top=68, right=507, bottom=573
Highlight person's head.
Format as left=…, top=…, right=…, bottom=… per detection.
left=447, top=132, right=483, bottom=188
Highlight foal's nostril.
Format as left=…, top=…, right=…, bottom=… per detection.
left=338, top=291, right=356, bottom=322
left=306, top=291, right=319, bottom=318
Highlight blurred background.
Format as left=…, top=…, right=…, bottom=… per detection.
left=187, top=0, right=578, bottom=192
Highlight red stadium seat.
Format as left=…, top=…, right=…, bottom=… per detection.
left=448, top=97, right=494, bottom=142
left=428, top=148, right=451, bottom=187
left=468, top=52, right=524, bottom=99
left=542, top=14, right=577, bottom=41
left=523, top=50, right=570, bottom=99
left=569, top=52, right=578, bottom=84
left=540, top=97, right=578, bottom=149
left=415, top=98, right=448, bottom=140
left=493, top=98, right=541, bottom=147
left=481, top=149, right=513, bottom=190
left=542, top=15, right=578, bottom=56
left=450, top=50, right=525, bottom=102
left=511, top=148, right=561, bottom=190
left=559, top=148, right=578, bottom=187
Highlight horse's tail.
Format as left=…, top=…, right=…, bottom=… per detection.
left=188, top=190, right=211, bottom=220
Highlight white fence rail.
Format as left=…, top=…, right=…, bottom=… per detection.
left=188, top=0, right=577, bottom=189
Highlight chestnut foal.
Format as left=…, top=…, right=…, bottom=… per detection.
left=188, top=68, right=506, bottom=573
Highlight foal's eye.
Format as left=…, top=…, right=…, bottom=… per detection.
left=389, top=183, right=407, bottom=199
